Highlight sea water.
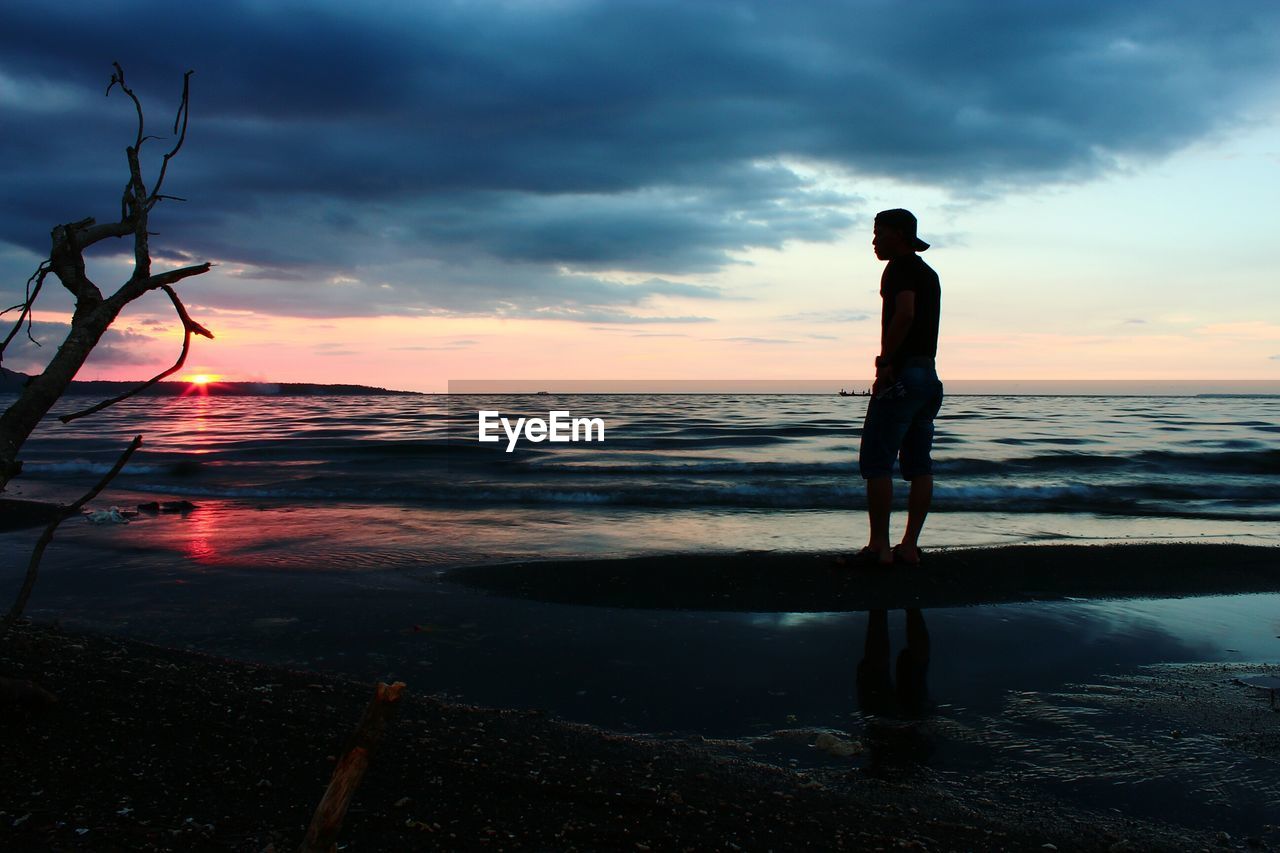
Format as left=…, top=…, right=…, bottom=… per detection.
left=5, top=393, right=1278, bottom=556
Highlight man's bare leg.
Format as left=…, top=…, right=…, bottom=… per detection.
left=897, top=474, right=933, bottom=564
left=865, top=475, right=894, bottom=565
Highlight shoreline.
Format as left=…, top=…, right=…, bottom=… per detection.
left=0, top=498, right=64, bottom=532
left=446, top=543, right=1280, bottom=611
left=0, top=621, right=1248, bottom=852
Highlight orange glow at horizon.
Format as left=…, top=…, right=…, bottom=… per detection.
left=24, top=303, right=1280, bottom=393
left=181, top=373, right=222, bottom=397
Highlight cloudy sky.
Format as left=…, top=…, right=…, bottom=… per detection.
left=2, top=0, right=1278, bottom=391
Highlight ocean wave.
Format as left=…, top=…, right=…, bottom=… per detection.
left=937, top=449, right=1280, bottom=476
left=97, top=444, right=1277, bottom=479
left=11, top=393, right=1276, bottom=526
left=526, top=460, right=849, bottom=477
left=22, top=460, right=166, bottom=476
left=111, top=477, right=1278, bottom=521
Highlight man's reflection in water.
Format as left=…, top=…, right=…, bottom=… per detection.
left=856, top=608, right=934, bottom=774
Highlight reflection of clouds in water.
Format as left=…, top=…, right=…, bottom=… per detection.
left=746, top=612, right=847, bottom=630
left=1075, top=596, right=1279, bottom=660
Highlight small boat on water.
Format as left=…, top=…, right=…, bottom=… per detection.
left=838, top=388, right=871, bottom=397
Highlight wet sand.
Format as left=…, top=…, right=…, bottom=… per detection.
left=2, top=542, right=1279, bottom=850
left=0, top=622, right=1253, bottom=852
left=0, top=498, right=63, bottom=532
left=446, top=543, right=1280, bottom=611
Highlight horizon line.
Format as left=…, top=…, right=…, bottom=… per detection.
left=447, top=379, right=1280, bottom=395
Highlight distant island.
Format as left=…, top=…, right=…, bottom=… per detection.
left=0, top=367, right=419, bottom=397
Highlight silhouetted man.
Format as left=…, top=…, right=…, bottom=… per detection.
left=857, top=209, right=943, bottom=567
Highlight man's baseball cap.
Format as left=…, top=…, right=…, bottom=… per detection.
left=875, top=208, right=930, bottom=252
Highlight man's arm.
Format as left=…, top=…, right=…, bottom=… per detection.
left=874, top=290, right=916, bottom=393
left=879, top=290, right=916, bottom=363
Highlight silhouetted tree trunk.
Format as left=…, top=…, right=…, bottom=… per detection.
left=0, top=65, right=212, bottom=492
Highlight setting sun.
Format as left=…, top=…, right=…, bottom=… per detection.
left=181, top=372, right=222, bottom=396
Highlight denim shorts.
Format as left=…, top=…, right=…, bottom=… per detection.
left=858, top=365, right=944, bottom=481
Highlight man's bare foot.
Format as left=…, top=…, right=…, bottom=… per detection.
left=893, top=543, right=924, bottom=566
left=867, top=544, right=894, bottom=566
left=833, top=546, right=893, bottom=568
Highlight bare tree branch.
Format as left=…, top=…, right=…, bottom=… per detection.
left=1, top=261, right=50, bottom=319
left=149, top=71, right=193, bottom=208
left=107, top=62, right=145, bottom=153
left=73, top=219, right=134, bottom=250
left=49, top=219, right=104, bottom=305
left=158, top=283, right=213, bottom=338
left=146, top=262, right=213, bottom=291
left=105, top=64, right=156, bottom=280
left=4, top=435, right=142, bottom=628
left=110, top=261, right=212, bottom=307
left=123, top=143, right=150, bottom=279
left=60, top=286, right=213, bottom=424
left=0, top=261, right=51, bottom=367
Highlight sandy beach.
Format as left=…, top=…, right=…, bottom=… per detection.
left=447, top=543, right=1280, bottom=611
left=3, top=542, right=1279, bottom=850
left=2, top=619, right=1269, bottom=852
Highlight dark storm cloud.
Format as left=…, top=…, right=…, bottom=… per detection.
left=1, top=0, right=1277, bottom=320
left=184, top=262, right=721, bottom=321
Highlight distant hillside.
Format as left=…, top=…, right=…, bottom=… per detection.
left=0, top=367, right=419, bottom=396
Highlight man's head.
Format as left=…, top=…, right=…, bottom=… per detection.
left=873, top=209, right=930, bottom=260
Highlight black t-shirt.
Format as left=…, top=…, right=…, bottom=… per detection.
left=880, top=254, right=940, bottom=365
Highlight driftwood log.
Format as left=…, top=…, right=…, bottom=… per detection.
left=299, top=681, right=407, bottom=853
